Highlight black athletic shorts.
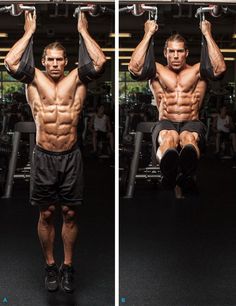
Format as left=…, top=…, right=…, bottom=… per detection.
left=30, top=144, right=83, bottom=206
left=152, top=119, right=207, bottom=154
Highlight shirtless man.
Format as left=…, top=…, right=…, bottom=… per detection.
left=129, top=20, right=226, bottom=189
left=4, top=11, right=106, bottom=292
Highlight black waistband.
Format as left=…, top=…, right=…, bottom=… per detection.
left=35, top=143, right=78, bottom=156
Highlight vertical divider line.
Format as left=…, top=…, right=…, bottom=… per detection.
left=115, top=0, right=119, bottom=305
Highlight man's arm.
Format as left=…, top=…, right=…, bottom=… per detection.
left=78, top=12, right=106, bottom=72
left=200, top=20, right=226, bottom=77
left=4, top=11, right=36, bottom=73
left=88, top=115, right=95, bottom=132
left=128, top=20, right=158, bottom=76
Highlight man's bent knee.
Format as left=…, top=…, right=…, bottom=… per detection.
left=180, top=131, right=198, bottom=147
left=158, top=130, right=179, bottom=148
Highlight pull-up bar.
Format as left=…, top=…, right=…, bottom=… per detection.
left=0, top=0, right=114, bottom=4
left=119, top=4, right=158, bottom=20
left=0, top=4, right=35, bottom=16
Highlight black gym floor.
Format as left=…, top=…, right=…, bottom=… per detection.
left=0, top=157, right=114, bottom=306
left=120, top=155, right=236, bottom=306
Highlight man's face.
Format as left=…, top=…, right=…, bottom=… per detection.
left=164, top=41, right=188, bottom=72
left=42, top=48, right=68, bottom=81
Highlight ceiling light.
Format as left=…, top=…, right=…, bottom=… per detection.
left=121, top=63, right=129, bottom=66
left=232, top=34, right=236, bottom=39
left=224, top=57, right=236, bottom=61
left=220, top=49, right=236, bottom=53
left=0, top=56, right=5, bottom=59
left=119, top=56, right=131, bottom=59
left=119, top=48, right=134, bottom=52
left=0, top=48, right=10, bottom=52
left=102, top=48, right=115, bottom=52
left=101, top=48, right=134, bottom=52
left=109, top=33, right=131, bottom=38
left=0, top=33, right=8, bottom=38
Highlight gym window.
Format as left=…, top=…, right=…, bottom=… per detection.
left=119, top=71, right=150, bottom=104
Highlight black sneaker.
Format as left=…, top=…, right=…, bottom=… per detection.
left=60, top=264, right=75, bottom=293
left=45, top=263, right=59, bottom=292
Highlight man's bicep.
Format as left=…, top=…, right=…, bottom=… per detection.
left=194, top=63, right=201, bottom=78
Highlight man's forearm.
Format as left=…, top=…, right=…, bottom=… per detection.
left=204, top=33, right=226, bottom=76
left=80, top=30, right=106, bottom=71
left=4, top=31, right=33, bottom=72
left=128, top=33, right=152, bottom=76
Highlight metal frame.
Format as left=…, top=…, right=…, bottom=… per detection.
left=2, top=122, right=36, bottom=199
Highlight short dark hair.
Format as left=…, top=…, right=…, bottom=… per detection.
left=164, top=34, right=188, bottom=50
left=42, top=42, right=67, bottom=59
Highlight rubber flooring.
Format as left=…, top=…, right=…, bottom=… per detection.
left=120, top=155, right=236, bottom=306
left=0, top=157, right=114, bottom=306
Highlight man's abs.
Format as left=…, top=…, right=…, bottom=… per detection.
left=27, top=83, right=85, bottom=152
left=159, top=94, right=200, bottom=121
left=36, top=108, right=79, bottom=152
left=151, top=77, right=207, bottom=122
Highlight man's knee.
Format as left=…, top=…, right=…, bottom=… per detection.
left=62, top=206, right=77, bottom=224
left=39, top=205, right=55, bottom=224
left=158, top=130, right=179, bottom=148
left=180, top=131, right=198, bottom=147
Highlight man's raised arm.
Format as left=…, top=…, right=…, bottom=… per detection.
left=128, top=20, right=158, bottom=77
left=78, top=12, right=106, bottom=72
left=200, top=20, right=226, bottom=77
left=4, top=11, right=36, bottom=73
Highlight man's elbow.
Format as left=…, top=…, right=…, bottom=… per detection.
left=100, top=55, right=107, bottom=67
left=215, top=62, right=227, bottom=77
left=128, top=61, right=141, bottom=76
left=96, top=55, right=106, bottom=71
left=4, top=56, right=16, bottom=72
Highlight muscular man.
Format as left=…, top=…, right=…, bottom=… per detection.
left=4, top=11, right=106, bottom=292
left=129, top=20, right=226, bottom=190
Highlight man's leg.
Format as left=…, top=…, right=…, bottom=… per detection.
left=178, top=131, right=200, bottom=191
left=179, top=131, right=200, bottom=174
left=92, top=131, right=98, bottom=153
left=38, top=204, right=59, bottom=292
left=157, top=129, right=180, bottom=187
left=157, top=129, right=179, bottom=161
left=179, top=131, right=200, bottom=157
left=107, top=131, right=114, bottom=151
left=230, top=133, right=236, bottom=156
left=61, top=205, right=78, bottom=265
left=38, top=205, right=56, bottom=265
left=215, top=132, right=221, bottom=154
left=60, top=205, right=78, bottom=293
